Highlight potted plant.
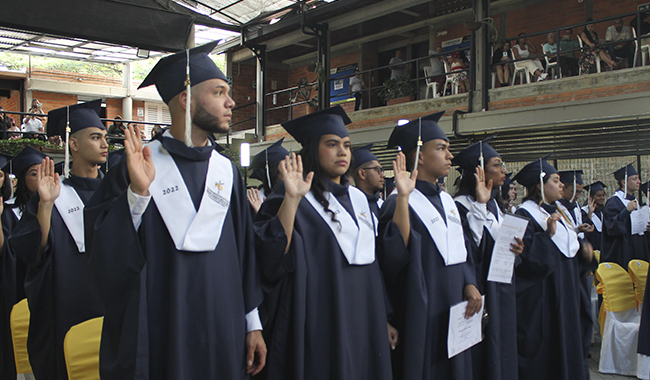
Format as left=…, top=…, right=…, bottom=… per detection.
left=378, top=76, right=416, bottom=106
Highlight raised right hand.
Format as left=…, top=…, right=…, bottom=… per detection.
left=394, top=152, right=416, bottom=197
left=279, top=153, right=313, bottom=199
left=125, top=124, right=155, bottom=196
left=37, top=157, right=60, bottom=204
left=627, top=200, right=638, bottom=212
left=474, top=165, right=493, bottom=204
left=547, top=213, right=560, bottom=237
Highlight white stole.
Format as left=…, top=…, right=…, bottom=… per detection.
left=304, top=186, right=377, bottom=265
left=54, top=183, right=86, bottom=252
left=409, top=189, right=467, bottom=266
left=615, top=190, right=641, bottom=236
left=455, top=195, right=502, bottom=243
left=5, top=197, right=22, bottom=220
left=520, top=200, right=580, bottom=258
left=582, top=205, right=602, bottom=232
left=556, top=201, right=584, bottom=239
left=377, top=197, right=384, bottom=209
left=148, top=139, right=233, bottom=252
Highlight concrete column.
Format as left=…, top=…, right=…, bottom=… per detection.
left=256, top=55, right=264, bottom=142
left=122, top=96, right=133, bottom=121
left=429, top=26, right=436, bottom=51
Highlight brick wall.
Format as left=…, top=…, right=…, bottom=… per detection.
left=31, top=69, right=121, bottom=86
left=105, top=98, right=123, bottom=120
left=0, top=90, right=21, bottom=113
left=32, top=91, right=77, bottom=114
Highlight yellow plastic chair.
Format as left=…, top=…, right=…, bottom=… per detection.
left=10, top=298, right=34, bottom=377
left=628, top=259, right=649, bottom=309
left=596, top=262, right=641, bottom=376
left=63, top=317, right=103, bottom=380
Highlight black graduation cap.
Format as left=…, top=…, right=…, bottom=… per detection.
left=0, top=153, right=12, bottom=170
left=351, top=143, right=379, bottom=170
left=46, top=99, right=105, bottom=140
left=11, top=146, right=48, bottom=175
left=512, top=154, right=557, bottom=187
left=584, top=181, right=606, bottom=194
left=558, top=170, right=583, bottom=185
left=641, top=181, right=650, bottom=194
left=503, top=172, right=515, bottom=187
left=249, top=138, right=289, bottom=182
left=138, top=41, right=226, bottom=104
left=613, top=163, right=638, bottom=181
left=451, top=136, right=499, bottom=173
left=385, top=177, right=395, bottom=190
left=281, top=105, right=351, bottom=146
left=387, top=110, right=447, bottom=153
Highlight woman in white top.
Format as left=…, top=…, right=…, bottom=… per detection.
left=512, top=32, right=547, bottom=82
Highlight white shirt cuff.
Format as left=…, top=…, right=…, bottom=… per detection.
left=245, top=307, right=263, bottom=332
left=127, top=185, right=151, bottom=230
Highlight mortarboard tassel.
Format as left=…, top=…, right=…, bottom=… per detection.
left=479, top=140, right=484, bottom=172
left=572, top=173, right=576, bottom=202
left=412, top=118, right=422, bottom=173
left=265, top=148, right=271, bottom=190
left=624, top=165, right=628, bottom=197
left=539, top=158, right=547, bottom=205
left=184, top=49, right=194, bottom=148
left=64, top=106, right=71, bottom=178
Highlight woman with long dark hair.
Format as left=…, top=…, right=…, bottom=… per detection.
left=501, top=172, right=517, bottom=213
left=579, top=20, right=616, bottom=73
left=452, top=139, right=523, bottom=380
left=513, top=157, right=592, bottom=380
left=253, top=106, right=392, bottom=380
left=0, top=146, right=47, bottom=380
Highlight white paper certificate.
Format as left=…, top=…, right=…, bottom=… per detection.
left=447, top=295, right=486, bottom=358
left=631, top=205, right=650, bottom=235
left=487, top=214, right=529, bottom=284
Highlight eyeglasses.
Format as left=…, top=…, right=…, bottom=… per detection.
left=491, top=160, right=507, bottom=172
left=362, top=166, right=384, bottom=174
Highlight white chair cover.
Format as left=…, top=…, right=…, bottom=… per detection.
left=599, top=308, right=640, bottom=376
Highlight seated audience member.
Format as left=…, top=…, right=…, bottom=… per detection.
left=543, top=32, right=572, bottom=78
left=427, top=46, right=447, bottom=95
left=449, top=52, right=469, bottom=93
left=558, top=28, right=581, bottom=76
left=493, top=41, right=512, bottom=86
left=630, top=11, right=650, bottom=43
left=579, top=20, right=617, bottom=73
left=605, top=18, right=634, bottom=68
left=512, top=32, right=547, bottom=82
left=0, top=106, right=10, bottom=139
left=20, top=108, right=44, bottom=139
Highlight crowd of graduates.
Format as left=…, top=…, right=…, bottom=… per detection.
left=0, top=40, right=648, bottom=380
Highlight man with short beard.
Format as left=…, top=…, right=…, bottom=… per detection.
left=84, top=42, right=265, bottom=380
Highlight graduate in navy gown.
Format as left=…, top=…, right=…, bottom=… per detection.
left=84, top=42, right=265, bottom=380
left=253, top=106, right=392, bottom=380
left=501, top=172, right=517, bottom=214
left=602, top=163, right=650, bottom=269
left=555, top=169, right=597, bottom=379
left=0, top=147, right=46, bottom=380
left=378, top=112, right=482, bottom=380
left=513, top=157, right=592, bottom=380
left=0, top=152, right=16, bottom=380
left=452, top=138, right=524, bottom=380
left=247, top=138, right=289, bottom=215
left=351, top=143, right=385, bottom=217
left=581, top=181, right=606, bottom=252
left=9, top=100, right=109, bottom=380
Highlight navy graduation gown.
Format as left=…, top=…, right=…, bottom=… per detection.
left=365, top=191, right=382, bottom=217
left=0, top=205, right=22, bottom=380
left=8, top=174, right=104, bottom=380
left=378, top=180, right=476, bottom=380
left=84, top=136, right=262, bottom=380
left=253, top=178, right=392, bottom=380
left=514, top=203, right=586, bottom=380
left=638, top=263, right=650, bottom=356
left=455, top=197, right=518, bottom=380
left=602, top=192, right=650, bottom=269
left=581, top=206, right=603, bottom=251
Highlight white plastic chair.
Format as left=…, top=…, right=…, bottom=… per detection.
left=423, top=66, right=439, bottom=99
left=541, top=44, right=561, bottom=79
left=442, top=61, right=459, bottom=96
left=510, top=50, right=530, bottom=86
left=577, top=34, right=602, bottom=74
left=632, top=28, right=650, bottom=67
